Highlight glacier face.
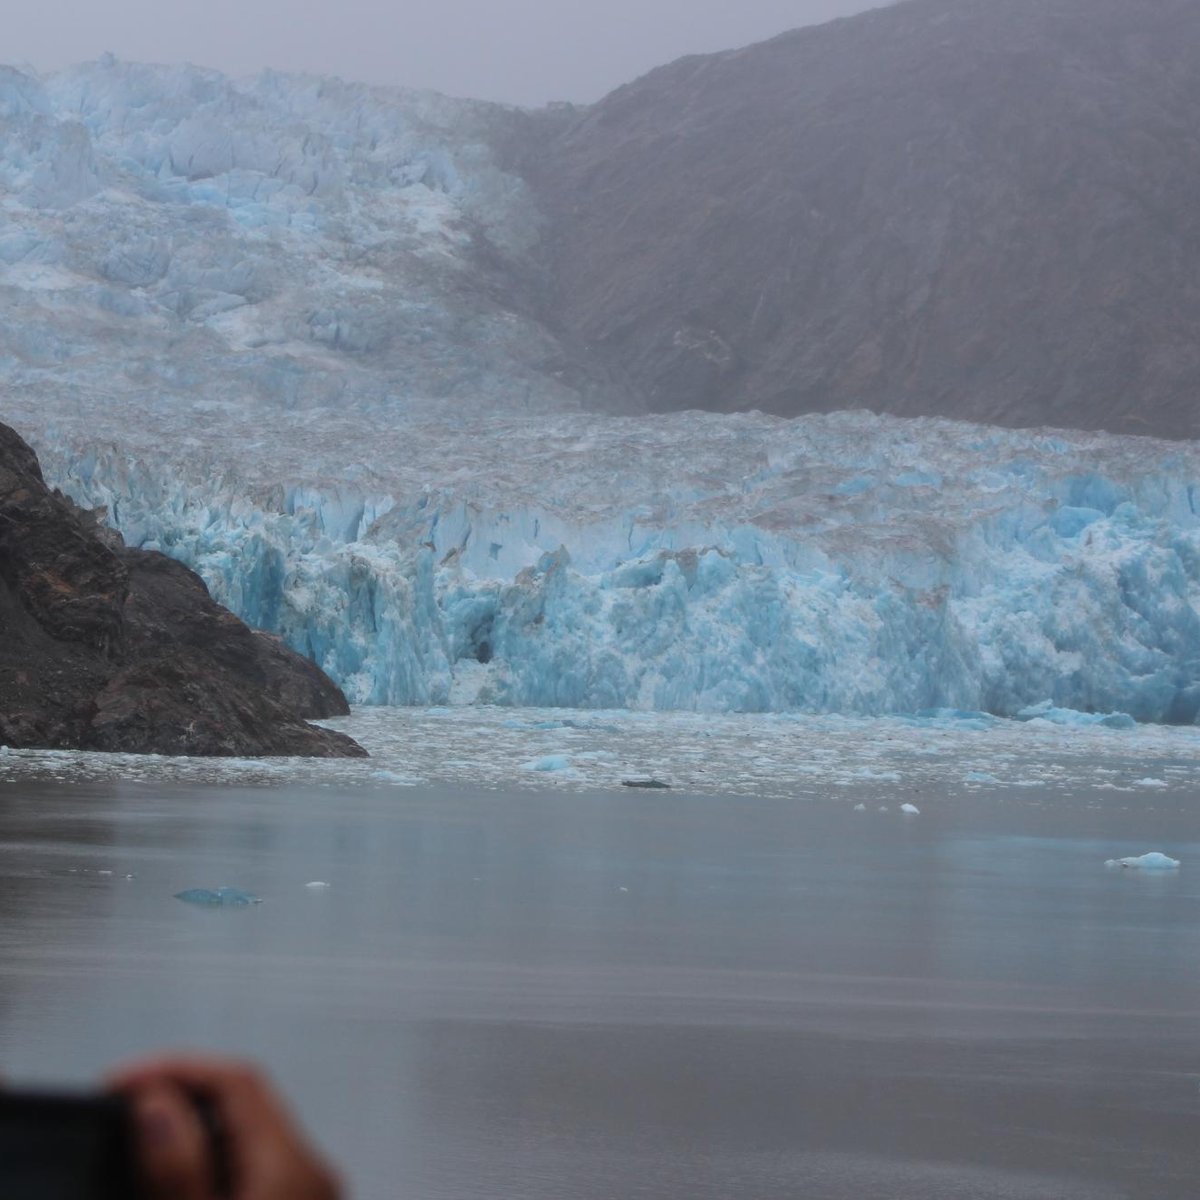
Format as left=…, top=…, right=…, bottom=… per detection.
left=24, top=406, right=1200, bottom=723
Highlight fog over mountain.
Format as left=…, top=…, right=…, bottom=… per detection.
left=526, top=0, right=1200, bottom=438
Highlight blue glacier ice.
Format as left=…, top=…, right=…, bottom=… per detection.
left=1104, top=853, right=1180, bottom=870
left=524, top=755, right=573, bottom=773
left=1016, top=701, right=1137, bottom=730
left=26, top=408, right=1200, bottom=724
left=7, top=63, right=1200, bottom=725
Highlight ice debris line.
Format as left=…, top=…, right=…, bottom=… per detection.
left=1104, top=853, right=1181, bottom=870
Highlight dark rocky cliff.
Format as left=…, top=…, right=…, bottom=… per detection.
left=526, top=0, right=1200, bottom=438
left=0, top=422, right=365, bottom=757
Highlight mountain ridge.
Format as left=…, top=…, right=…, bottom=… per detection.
left=524, top=0, right=1200, bottom=437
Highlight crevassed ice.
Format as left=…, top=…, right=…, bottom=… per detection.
left=26, top=406, right=1200, bottom=723
left=7, top=62, right=1200, bottom=723
left=0, top=58, right=583, bottom=420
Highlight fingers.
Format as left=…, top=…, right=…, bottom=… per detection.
left=110, top=1056, right=341, bottom=1200
left=113, top=1057, right=293, bottom=1172
left=125, top=1081, right=213, bottom=1200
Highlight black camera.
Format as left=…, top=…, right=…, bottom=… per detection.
left=0, top=1091, right=140, bottom=1200
left=0, top=1087, right=232, bottom=1199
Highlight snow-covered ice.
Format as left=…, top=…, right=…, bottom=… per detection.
left=900, top=803, right=921, bottom=815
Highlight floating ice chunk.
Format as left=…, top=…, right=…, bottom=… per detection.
left=1016, top=702, right=1136, bottom=730
left=174, top=887, right=263, bottom=906
left=1133, top=777, right=1168, bottom=788
left=372, top=769, right=414, bottom=785
left=305, top=881, right=330, bottom=889
left=900, top=803, right=921, bottom=815
left=524, top=755, right=572, bottom=772
left=878, top=806, right=889, bottom=812
left=853, top=803, right=867, bottom=812
left=1105, top=852, right=1180, bottom=870
left=97, top=869, right=113, bottom=876
left=965, top=771, right=1001, bottom=784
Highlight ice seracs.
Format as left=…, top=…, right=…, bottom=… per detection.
left=12, top=64, right=1200, bottom=724
left=32, top=409, right=1200, bottom=723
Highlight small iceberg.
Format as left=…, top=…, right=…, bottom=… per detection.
left=900, top=803, right=921, bottom=815
left=1016, top=701, right=1136, bottom=730
left=524, top=755, right=572, bottom=773
left=1104, top=852, right=1180, bottom=871
left=174, top=887, right=263, bottom=906
left=305, top=881, right=331, bottom=890
left=965, top=771, right=1001, bottom=785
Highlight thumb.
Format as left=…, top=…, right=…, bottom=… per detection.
left=128, top=1082, right=214, bottom=1200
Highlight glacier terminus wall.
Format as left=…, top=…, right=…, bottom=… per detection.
left=28, top=408, right=1200, bottom=724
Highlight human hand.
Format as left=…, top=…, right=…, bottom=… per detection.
left=109, top=1055, right=341, bottom=1200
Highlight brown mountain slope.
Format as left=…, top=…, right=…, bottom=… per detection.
left=525, top=0, right=1200, bottom=437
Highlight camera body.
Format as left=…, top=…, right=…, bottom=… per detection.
left=0, top=1091, right=140, bottom=1200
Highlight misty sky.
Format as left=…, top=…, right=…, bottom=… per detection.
left=9, top=0, right=885, bottom=107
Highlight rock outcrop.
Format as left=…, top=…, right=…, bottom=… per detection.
left=526, top=0, right=1200, bottom=438
left=0, top=422, right=365, bottom=757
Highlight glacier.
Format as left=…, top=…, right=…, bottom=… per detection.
left=21, top=405, right=1200, bottom=723
left=0, top=58, right=592, bottom=421
left=6, top=61, right=1200, bottom=723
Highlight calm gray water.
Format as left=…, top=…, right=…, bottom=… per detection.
left=0, top=778, right=1197, bottom=1199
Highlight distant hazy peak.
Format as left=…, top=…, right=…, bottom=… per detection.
left=527, top=0, right=1200, bottom=437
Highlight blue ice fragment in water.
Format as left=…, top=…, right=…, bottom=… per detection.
left=1104, top=852, right=1180, bottom=871
left=1016, top=701, right=1136, bottom=730
left=524, top=754, right=572, bottom=772
left=174, top=887, right=262, bottom=906
left=965, top=771, right=1002, bottom=785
